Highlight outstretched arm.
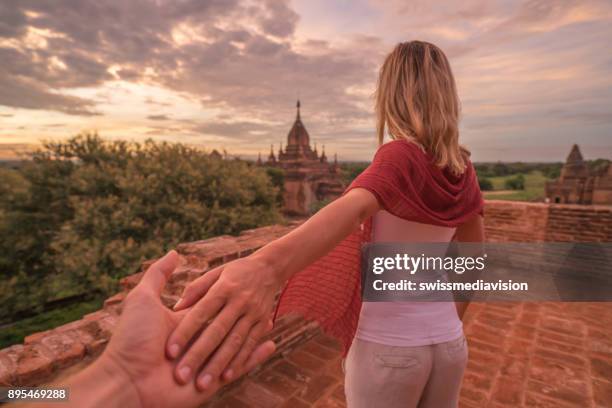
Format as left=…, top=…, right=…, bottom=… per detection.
left=168, top=188, right=379, bottom=390
left=253, top=188, right=380, bottom=283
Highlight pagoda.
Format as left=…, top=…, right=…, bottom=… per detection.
left=545, top=144, right=612, bottom=204
left=260, top=100, right=344, bottom=215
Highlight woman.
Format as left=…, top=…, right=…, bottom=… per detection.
left=167, top=41, right=484, bottom=408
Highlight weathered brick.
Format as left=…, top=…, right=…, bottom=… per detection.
left=206, top=394, right=252, bottom=408
left=540, top=316, right=585, bottom=338
left=590, top=356, right=612, bottom=381
left=533, top=348, right=587, bottom=369
left=524, top=392, right=576, bottom=408
left=298, top=374, right=336, bottom=404
left=326, top=358, right=343, bottom=380
left=38, top=332, right=85, bottom=368
left=464, top=323, right=504, bottom=346
left=0, top=353, right=15, bottom=386
left=280, top=397, right=311, bottom=408
left=527, top=379, right=590, bottom=406
left=499, top=356, right=527, bottom=378
left=511, top=324, right=537, bottom=341
left=459, top=386, right=488, bottom=405
left=14, top=344, right=55, bottom=386
left=461, top=371, right=493, bottom=393
left=271, top=360, right=311, bottom=385
left=491, top=377, right=524, bottom=405
left=466, top=348, right=503, bottom=377
left=238, top=380, right=285, bottom=408
left=475, top=312, right=514, bottom=331
left=593, top=378, right=612, bottom=407
left=313, top=394, right=344, bottom=408
left=299, top=339, right=340, bottom=360
left=287, top=349, right=327, bottom=375
left=529, top=355, right=588, bottom=387
left=587, top=328, right=612, bottom=355
left=253, top=366, right=303, bottom=399
left=330, top=384, right=345, bottom=403
left=536, top=337, right=583, bottom=355
left=538, top=329, right=584, bottom=347
left=505, top=339, right=534, bottom=358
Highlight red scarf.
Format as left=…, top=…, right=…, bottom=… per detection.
left=274, top=140, right=484, bottom=354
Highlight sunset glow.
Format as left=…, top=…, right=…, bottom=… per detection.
left=1, top=0, right=611, bottom=161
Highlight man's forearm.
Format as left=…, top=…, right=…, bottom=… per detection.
left=24, top=356, right=140, bottom=408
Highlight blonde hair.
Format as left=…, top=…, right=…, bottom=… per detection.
left=375, top=41, right=468, bottom=175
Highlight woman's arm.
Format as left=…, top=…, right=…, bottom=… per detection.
left=453, top=214, right=485, bottom=319
left=253, top=188, right=380, bottom=283
left=167, top=188, right=380, bottom=390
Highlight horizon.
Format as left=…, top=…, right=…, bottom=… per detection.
left=1, top=137, right=607, bottom=165
left=1, top=0, right=611, bottom=162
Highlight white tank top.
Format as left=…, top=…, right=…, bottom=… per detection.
left=354, top=210, right=464, bottom=346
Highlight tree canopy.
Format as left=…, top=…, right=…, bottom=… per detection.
left=0, top=134, right=281, bottom=320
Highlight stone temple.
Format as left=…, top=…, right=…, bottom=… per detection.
left=545, top=144, right=612, bottom=205
left=259, top=100, right=344, bottom=215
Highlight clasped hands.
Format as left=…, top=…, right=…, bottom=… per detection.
left=166, top=253, right=283, bottom=390
left=66, top=250, right=282, bottom=408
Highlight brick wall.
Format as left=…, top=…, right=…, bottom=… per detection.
left=0, top=222, right=316, bottom=387
left=485, top=200, right=612, bottom=242
left=546, top=204, right=612, bottom=242
left=1, top=201, right=611, bottom=387
left=484, top=201, right=549, bottom=242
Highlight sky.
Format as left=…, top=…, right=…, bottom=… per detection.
left=0, top=0, right=611, bottom=162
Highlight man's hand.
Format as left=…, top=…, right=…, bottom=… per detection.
left=167, top=256, right=281, bottom=391
left=58, top=250, right=275, bottom=408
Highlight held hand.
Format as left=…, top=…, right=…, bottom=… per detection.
left=97, top=251, right=275, bottom=408
left=168, top=256, right=282, bottom=390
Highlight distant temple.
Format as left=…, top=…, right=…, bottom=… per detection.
left=545, top=144, right=612, bottom=205
left=260, top=100, right=344, bottom=215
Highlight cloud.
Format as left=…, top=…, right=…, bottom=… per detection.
left=0, top=0, right=378, bottom=123
left=147, top=114, right=171, bottom=121
left=0, top=74, right=99, bottom=116
left=0, top=0, right=611, bottom=160
left=0, top=3, right=27, bottom=38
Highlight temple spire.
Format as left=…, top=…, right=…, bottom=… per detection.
left=331, top=152, right=339, bottom=173
left=267, top=144, right=276, bottom=163
left=287, top=99, right=310, bottom=147
left=566, top=144, right=583, bottom=163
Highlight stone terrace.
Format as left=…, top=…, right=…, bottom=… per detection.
left=1, top=201, right=611, bottom=407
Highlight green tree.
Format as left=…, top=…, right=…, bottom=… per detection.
left=340, top=162, right=369, bottom=185
left=265, top=167, right=285, bottom=206
left=478, top=177, right=494, bottom=191
left=0, top=133, right=282, bottom=320
left=504, top=174, right=525, bottom=190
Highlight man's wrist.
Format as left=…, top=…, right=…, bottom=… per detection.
left=68, top=353, right=142, bottom=408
